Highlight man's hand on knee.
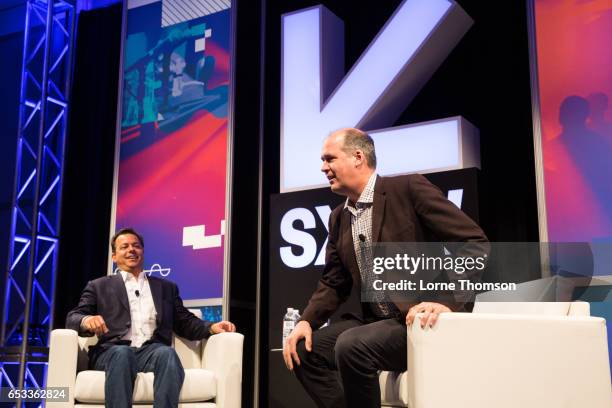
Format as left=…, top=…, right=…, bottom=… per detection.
left=406, top=302, right=451, bottom=329
left=282, top=320, right=312, bottom=371
left=82, top=315, right=109, bottom=336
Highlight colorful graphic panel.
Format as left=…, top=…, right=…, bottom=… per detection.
left=533, top=0, right=612, bottom=373
left=534, top=0, right=612, bottom=245
left=113, top=0, right=232, bottom=302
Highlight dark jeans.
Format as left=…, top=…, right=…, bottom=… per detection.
left=294, top=317, right=407, bottom=408
left=93, top=342, right=185, bottom=408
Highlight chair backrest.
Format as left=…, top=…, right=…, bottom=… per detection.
left=472, top=275, right=591, bottom=316
left=472, top=302, right=572, bottom=315
left=473, top=300, right=591, bottom=316
left=77, top=308, right=204, bottom=371
left=568, top=301, right=590, bottom=316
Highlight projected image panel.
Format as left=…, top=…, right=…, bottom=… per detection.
left=533, top=0, right=612, bottom=246
left=530, top=0, right=612, bottom=375
left=113, top=0, right=232, bottom=303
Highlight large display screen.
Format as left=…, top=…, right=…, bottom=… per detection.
left=534, top=0, right=612, bottom=246
left=531, top=0, right=612, bottom=371
left=112, top=0, right=232, bottom=308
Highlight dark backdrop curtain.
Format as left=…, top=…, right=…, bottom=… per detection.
left=54, top=3, right=122, bottom=328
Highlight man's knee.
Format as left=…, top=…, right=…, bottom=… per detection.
left=152, top=345, right=179, bottom=359
left=294, top=338, right=327, bottom=374
left=151, top=345, right=183, bottom=371
left=334, top=330, right=352, bottom=359
left=102, top=345, right=137, bottom=373
left=334, top=329, right=367, bottom=367
left=296, top=339, right=308, bottom=361
left=107, top=345, right=136, bottom=362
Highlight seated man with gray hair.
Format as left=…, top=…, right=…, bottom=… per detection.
left=283, top=128, right=488, bottom=408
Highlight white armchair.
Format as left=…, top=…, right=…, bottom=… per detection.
left=380, top=301, right=612, bottom=408
left=46, top=315, right=243, bottom=408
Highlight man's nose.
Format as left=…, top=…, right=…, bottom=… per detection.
left=321, top=162, right=329, bottom=172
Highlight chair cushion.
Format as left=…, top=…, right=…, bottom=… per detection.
left=379, top=371, right=409, bottom=407
left=75, top=368, right=216, bottom=403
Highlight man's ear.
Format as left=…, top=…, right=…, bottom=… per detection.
left=354, top=150, right=364, bottom=167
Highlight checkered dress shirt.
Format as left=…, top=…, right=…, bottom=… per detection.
left=344, top=173, right=397, bottom=318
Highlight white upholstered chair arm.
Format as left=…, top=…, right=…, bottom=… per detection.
left=47, top=329, right=79, bottom=408
left=408, top=313, right=611, bottom=408
left=202, top=332, right=244, bottom=408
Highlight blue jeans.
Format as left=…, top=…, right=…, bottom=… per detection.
left=93, top=342, right=185, bottom=408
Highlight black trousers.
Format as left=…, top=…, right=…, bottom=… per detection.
left=294, top=317, right=407, bottom=408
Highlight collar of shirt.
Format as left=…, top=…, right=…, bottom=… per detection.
left=344, top=172, right=377, bottom=213
left=119, top=270, right=147, bottom=287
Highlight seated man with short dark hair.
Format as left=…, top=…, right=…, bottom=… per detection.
left=66, top=228, right=235, bottom=408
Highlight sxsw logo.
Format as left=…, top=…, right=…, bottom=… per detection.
left=280, top=189, right=463, bottom=269
left=281, top=0, right=480, bottom=192
left=280, top=206, right=331, bottom=268
left=278, top=0, right=478, bottom=268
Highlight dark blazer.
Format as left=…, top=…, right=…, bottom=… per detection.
left=301, top=174, right=489, bottom=329
left=66, top=274, right=213, bottom=364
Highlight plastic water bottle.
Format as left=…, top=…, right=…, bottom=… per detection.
left=282, top=308, right=296, bottom=347
left=282, top=308, right=303, bottom=347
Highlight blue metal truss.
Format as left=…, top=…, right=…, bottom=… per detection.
left=0, top=0, right=75, bottom=401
